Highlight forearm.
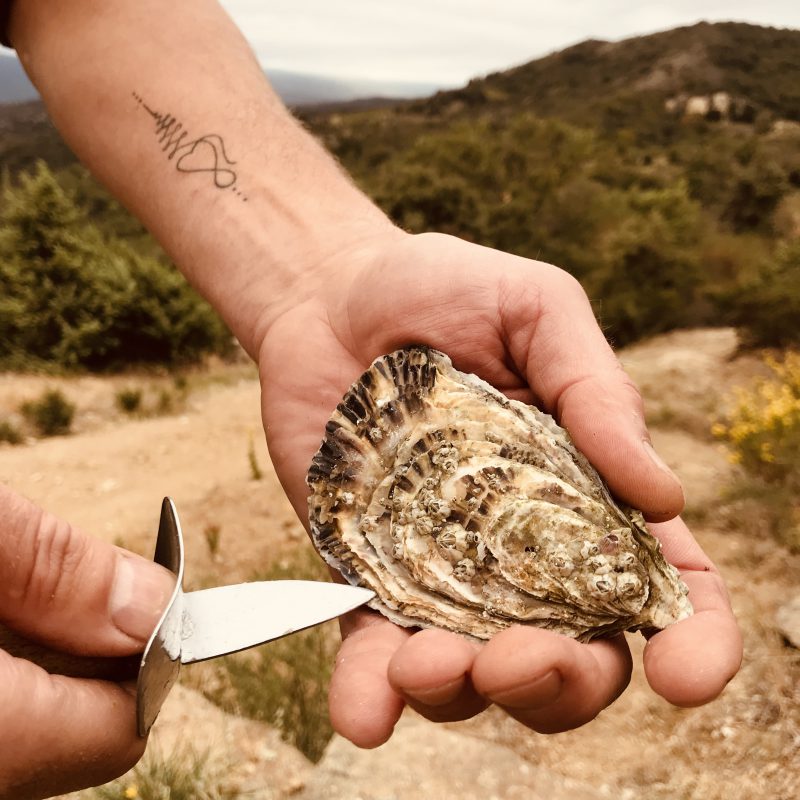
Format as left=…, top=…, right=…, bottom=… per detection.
left=9, top=0, right=394, bottom=356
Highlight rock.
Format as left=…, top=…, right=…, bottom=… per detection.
left=296, top=711, right=605, bottom=800
left=56, top=684, right=311, bottom=799
left=776, top=596, right=800, bottom=648
left=146, top=684, right=312, bottom=798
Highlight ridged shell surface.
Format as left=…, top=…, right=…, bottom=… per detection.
left=307, top=347, right=692, bottom=641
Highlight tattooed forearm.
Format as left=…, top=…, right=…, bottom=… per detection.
left=133, top=92, right=246, bottom=199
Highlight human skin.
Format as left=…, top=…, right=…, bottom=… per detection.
left=0, top=485, right=175, bottom=798
left=3, top=0, right=742, bottom=795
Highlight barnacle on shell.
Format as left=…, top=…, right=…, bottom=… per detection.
left=307, top=346, right=692, bottom=642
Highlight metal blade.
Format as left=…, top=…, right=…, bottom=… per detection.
left=179, top=580, right=374, bottom=664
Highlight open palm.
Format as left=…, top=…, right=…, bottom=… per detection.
left=258, top=232, right=742, bottom=745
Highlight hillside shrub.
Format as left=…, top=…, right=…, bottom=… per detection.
left=115, top=388, right=143, bottom=414
left=714, top=353, right=800, bottom=484
left=0, top=419, right=23, bottom=445
left=0, top=162, right=231, bottom=370
left=21, top=388, right=75, bottom=436
left=722, top=240, right=800, bottom=348
left=713, top=352, right=800, bottom=550
left=591, top=182, right=705, bottom=345
left=723, top=154, right=789, bottom=232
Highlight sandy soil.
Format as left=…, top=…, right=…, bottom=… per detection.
left=0, top=362, right=308, bottom=586
left=2, top=328, right=798, bottom=799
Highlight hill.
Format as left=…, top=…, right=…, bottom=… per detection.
left=299, top=22, right=800, bottom=348
left=0, top=59, right=438, bottom=174
left=304, top=21, right=800, bottom=159
left=1, top=21, right=799, bottom=356
left=409, top=21, right=800, bottom=126
left=4, top=22, right=797, bottom=176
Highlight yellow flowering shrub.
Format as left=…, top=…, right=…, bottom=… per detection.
left=713, top=352, right=800, bottom=486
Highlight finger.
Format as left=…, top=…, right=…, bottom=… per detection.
left=0, top=484, right=174, bottom=655
left=329, top=610, right=408, bottom=748
left=0, top=650, right=145, bottom=798
left=387, top=628, right=488, bottom=723
left=472, top=626, right=632, bottom=733
left=499, top=265, right=684, bottom=521
left=643, top=518, right=742, bottom=706
left=0, top=622, right=141, bottom=681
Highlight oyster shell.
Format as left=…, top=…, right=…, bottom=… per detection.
left=307, top=347, right=692, bottom=642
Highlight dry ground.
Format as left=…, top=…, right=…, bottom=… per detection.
left=1, top=328, right=798, bottom=799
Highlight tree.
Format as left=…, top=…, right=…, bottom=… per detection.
left=0, top=161, right=229, bottom=370
left=725, top=240, right=800, bottom=348
left=592, top=182, right=705, bottom=345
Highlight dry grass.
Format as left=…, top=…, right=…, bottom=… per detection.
left=182, top=547, right=338, bottom=763
left=12, top=328, right=800, bottom=799
left=73, top=744, right=240, bottom=800
left=0, top=358, right=256, bottom=437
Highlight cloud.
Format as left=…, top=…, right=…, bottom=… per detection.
left=220, top=0, right=800, bottom=85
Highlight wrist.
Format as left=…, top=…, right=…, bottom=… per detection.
left=247, top=214, right=407, bottom=360
left=10, top=0, right=403, bottom=359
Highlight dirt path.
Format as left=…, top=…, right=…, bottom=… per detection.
left=2, top=328, right=799, bottom=799
left=0, top=368, right=309, bottom=585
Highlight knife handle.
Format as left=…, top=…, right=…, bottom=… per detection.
left=0, top=622, right=140, bottom=682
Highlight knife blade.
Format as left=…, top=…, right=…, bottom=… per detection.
left=0, top=497, right=375, bottom=737
left=179, top=580, right=374, bottom=664
left=135, top=497, right=374, bottom=735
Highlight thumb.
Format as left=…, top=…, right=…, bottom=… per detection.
left=0, top=484, right=174, bottom=656
left=502, top=265, right=684, bottom=521
left=555, top=371, right=684, bottom=522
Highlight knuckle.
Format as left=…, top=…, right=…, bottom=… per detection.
left=617, top=370, right=646, bottom=416
left=553, top=268, right=587, bottom=300
left=532, top=261, right=587, bottom=301
left=496, top=271, right=545, bottom=344
left=10, top=507, right=89, bottom=615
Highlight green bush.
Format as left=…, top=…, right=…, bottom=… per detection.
left=155, top=388, right=175, bottom=414
left=247, top=436, right=263, bottom=481
left=0, top=419, right=23, bottom=444
left=203, top=524, right=222, bottom=557
left=722, top=240, right=800, bottom=348
left=723, top=151, right=789, bottom=232
left=115, top=387, right=142, bottom=414
left=0, top=162, right=232, bottom=370
left=20, top=388, right=75, bottom=436
left=590, top=182, right=705, bottom=345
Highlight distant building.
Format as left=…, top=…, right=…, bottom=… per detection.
left=665, top=91, right=757, bottom=123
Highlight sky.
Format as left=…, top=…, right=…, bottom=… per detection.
left=221, top=0, right=800, bottom=87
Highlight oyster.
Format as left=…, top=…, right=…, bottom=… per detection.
left=307, top=347, right=692, bottom=642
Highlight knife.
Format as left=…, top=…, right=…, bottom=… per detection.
left=0, top=498, right=374, bottom=737
left=136, top=497, right=374, bottom=735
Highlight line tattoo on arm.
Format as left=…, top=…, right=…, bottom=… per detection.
left=132, top=92, right=247, bottom=200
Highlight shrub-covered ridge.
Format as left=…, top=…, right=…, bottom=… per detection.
left=0, top=162, right=231, bottom=370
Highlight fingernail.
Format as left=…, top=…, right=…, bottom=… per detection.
left=489, top=668, right=562, bottom=709
left=642, top=440, right=681, bottom=486
left=110, top=554, right=175, bottom=643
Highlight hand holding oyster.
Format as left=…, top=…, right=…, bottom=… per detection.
left=308, top=346, right=692, bottom=642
